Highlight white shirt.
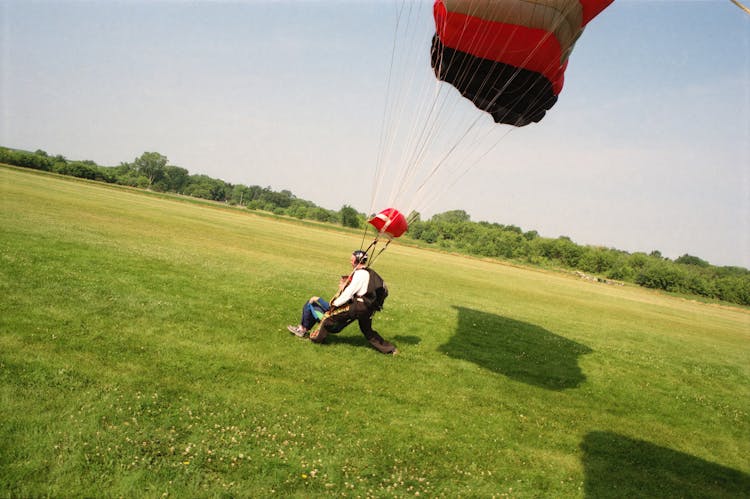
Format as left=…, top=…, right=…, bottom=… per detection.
left=333, top=268, right=370, bottom=307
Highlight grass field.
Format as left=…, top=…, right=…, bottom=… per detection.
left=1, top=165, right=749, bottom=498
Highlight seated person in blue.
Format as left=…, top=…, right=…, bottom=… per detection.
left=287, top=295, right=331, bottom=337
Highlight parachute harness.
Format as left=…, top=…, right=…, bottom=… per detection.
left=316, top=208, right=405, bottom=328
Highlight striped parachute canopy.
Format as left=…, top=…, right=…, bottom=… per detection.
left=368, top=208, right=409, bottom=239
left=431, top=0, right=613, bottom=126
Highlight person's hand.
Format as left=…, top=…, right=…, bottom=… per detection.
left=309, top=296, right=320, bottom=304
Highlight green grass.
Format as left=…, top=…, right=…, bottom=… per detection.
left=1, top=165, right=749, bottom=498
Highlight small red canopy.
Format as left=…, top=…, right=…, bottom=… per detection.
left=368, top=208, right=408, bottom=239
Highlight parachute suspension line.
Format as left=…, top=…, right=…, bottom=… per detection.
left=403, top=7, right=525, bottom=211
left=388, top=2, right=430, bottom=184
left=407, top=0, right=583, bottom=215
left=386, top=0, right=430, bottom=201
left=388, top=81, right=452, bottom=208
left=359, top=220, right=371, bottom=255
left=386, top=1, right=503, bottom=214
left=414, top=127, right=515, bottom=216
left=373, top=1, right=596, bottom=224
left=419, top=14, right=512, bottom=191
left=387, top=2, right=506, bottom=213
left=371, top=2, right=433, bottom=216
left=374, top=0, right=509, bottom=216
left=370, top=0, right=411, bottom=219
left=730, top=0, right=750, bottom=15
left=407, top=209, right=421, bottom=226
left=357, top=234, right=392, bottom=269
left=407, top=4, right=503, bottom=179
left=382, top=7, right=453, bottom=211
left=383, top=78, right=441, bottom=208
left=402, top=11, right=527, bottom=213
left=369, top=238, right=393, bottom=267
left=361, top=238, right=377, bottom=263
left=373, top=0, right=437, bottom=218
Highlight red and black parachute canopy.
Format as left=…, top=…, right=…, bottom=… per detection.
left=431, top=0, right=613, bottom=126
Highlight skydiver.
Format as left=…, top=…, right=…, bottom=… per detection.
left=287, top=250, right=398, bottom=355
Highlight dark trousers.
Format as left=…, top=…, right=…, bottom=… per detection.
left=310, top=301, right=396, bottom=354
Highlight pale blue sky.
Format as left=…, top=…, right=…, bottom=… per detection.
left=1, top=0, right=748, bottom=267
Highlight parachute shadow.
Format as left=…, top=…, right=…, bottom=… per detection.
left=581, top=431, right=750, bottom=498
left=440, top=306, right=592, bottom=390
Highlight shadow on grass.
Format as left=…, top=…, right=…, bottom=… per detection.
left=439, top=306, right=592, bottom=390
left=581, top=431, right=750, bottom=498
left=325, top=334, right=368, bottom=349
left=324, top=333, right=420, bottom=350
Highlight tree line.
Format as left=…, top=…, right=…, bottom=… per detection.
left=2, top=146, right=748, bottom=306
left=408, top=210, right=749, bottom=306
left=0, top=147, right=363, bottom=229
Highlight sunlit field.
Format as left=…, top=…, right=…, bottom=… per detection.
left=1, top=165, right=748, bottom=498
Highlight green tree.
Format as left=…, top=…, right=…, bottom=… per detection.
left=0, top=148, right=53, bottom=171
left=420, top=226, right=439, bottom=244
left=431, top=209, right=471, bottom=224
left=675, top=254, right=710, bottom=267
left=715, top=276, right=750, bottom=305
left=636, top=261, right=687, bottom=292
left=55, top=161, right=104, bottom=181
left=546, top=236, right=584, bottom=268
left=308, top=207, right=335, bottom=223
left=228, top=185, right=250, bottom=205
left=133, top=152, right=168, bottom=187
left=286, top=201, right=310, bottom=219
left=579, top=248, right=618, bottom=274
left=113, top=161, right=149, bottom=188
left=154, top=165, right=189, bottom=193
left=340, top=205, right=361, bottom=228
left=258, top=188, right=293, bottom=209
left=524, top=230, right=539, bottom=241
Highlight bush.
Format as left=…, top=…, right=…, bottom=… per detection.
left=340, top=205, right=361, bottom=229
left=636, top=262, right=687, bottom=293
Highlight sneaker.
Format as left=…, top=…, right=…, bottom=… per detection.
left=287, top=325, right=308, bottom=338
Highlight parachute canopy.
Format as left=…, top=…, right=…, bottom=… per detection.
left=431, top=0, right=613, bottom=126
left=368, top=208, right=409, bottom=239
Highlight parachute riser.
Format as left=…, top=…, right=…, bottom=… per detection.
left=361, top=235, right=393, bottom=268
